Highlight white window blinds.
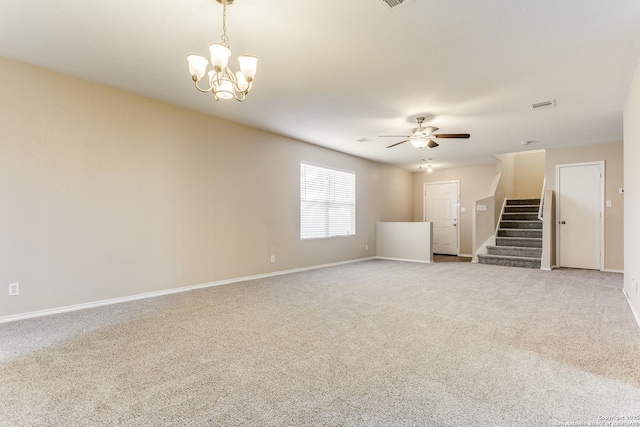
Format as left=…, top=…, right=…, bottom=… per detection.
left=300, top=163, right=356, bottom=240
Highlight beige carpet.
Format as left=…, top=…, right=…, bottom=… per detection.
left=1, top=260, right=640, bottom=426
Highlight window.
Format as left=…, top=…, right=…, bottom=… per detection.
left=300, top=163, right=356, bottom=239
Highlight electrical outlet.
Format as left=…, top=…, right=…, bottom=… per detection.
left=270, top=255, right=275, bottom=263
left=9, top=283, right=19, bottom=296
left=365, top=245, right=368, bottom=251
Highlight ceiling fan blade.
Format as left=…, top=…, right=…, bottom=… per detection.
left=427, top=139, right=439, bottom=148
left=386, top=140, right=409, bottom=148
left=379, top=135, right=410, bottom=138
left=434, top=133, right=471, bottom=139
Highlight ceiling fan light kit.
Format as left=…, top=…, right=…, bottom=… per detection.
left=187, top=0, right=258, bottom=102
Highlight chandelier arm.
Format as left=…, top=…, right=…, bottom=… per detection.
left=223, top=66, right=251, bottom=95
left=194, top=79, right=215, bottom=93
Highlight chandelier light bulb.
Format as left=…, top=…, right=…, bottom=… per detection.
left=187, top=55, right=209, bottom=81
left=238, top=55, right=258, bottom=80
left=209, top=44, right=231, bottom=71
left=236, top=71, right=249, bottom=92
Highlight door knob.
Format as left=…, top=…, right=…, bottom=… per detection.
left=560, top=221, right=566, bottom=224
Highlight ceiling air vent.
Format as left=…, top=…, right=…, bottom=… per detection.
left=531, top=99, right=556, bottom=110
left=380, top=0, right=416, bottom=10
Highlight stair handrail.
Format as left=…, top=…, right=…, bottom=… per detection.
left=538, top=176, right=546, bottom=220
left=496, top=197, right=508, bottom=235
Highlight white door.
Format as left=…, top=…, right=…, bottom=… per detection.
left=557, top=162, right=603, bottom=270
left=424, top=182, right=459, bottom=255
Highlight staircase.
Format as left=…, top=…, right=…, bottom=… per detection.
left=478, top=198, right=542, bottom=269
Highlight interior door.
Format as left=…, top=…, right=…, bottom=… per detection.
left=557, top=162, right=603, bottom=270
left=424, top=182, right=459, bottom=255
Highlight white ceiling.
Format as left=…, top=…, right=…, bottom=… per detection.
left=2, top=0, right=640, bottom=171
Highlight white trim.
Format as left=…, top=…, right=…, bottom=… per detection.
left=603, top=269, right=624, bottom=274
left=540, top=267, right=553, bottom=271
left=538, top=176, right=546, bottom=220
left=423, top=180, right=460, bottom=256
left=555, top=161, right=605, bottom=271
left=0, top=257, right=376, bottom=324
left=459, top=253, right=472, bottom=257
left=473, top=235, right=495, bottom=263
left=375, top=256, right=431, bottom=264
left=623, top=290, right=640, bottom=332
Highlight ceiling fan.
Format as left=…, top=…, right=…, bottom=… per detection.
left=380, top=117, right=470, bottom=148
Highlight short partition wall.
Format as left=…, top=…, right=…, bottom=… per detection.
left=376, top=222, right=433, bottom=263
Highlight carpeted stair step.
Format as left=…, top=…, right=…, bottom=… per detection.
left=504, top=205, right=539, bottom=213
left=496, top=237, right=543, bottom=248
left=487, top=245, right=542, bottom=258
left=478, top=198, right=543, bottom=270
left=477, top=254, right=541, bottom=269
left=502, top=212, right=540, bottom=221
left=497, top=228, right=543, bottom=238
left=500, top=220, right=542, bottom=229
left=506, top=198, right=541, bottom=206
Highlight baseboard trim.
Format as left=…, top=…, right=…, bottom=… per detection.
left=540, top=267, right=553, bottom=271
left=603, top=269, right=624, bottom=274
left=459, top=253, right=472, bottom=258
left=0, top=257, right=377, bottom=324
left=376, top=256, right=431, bottom=264
left=623, top=289, right=640, bottom=332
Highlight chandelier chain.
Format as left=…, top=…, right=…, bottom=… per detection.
left=220, top=4, right=229, bottom=47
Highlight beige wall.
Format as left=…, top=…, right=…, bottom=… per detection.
left=544, top=142, right=624, bottom=272
left=624, top=59, right=640, bottom=320
left=514, top=150, right=545, bottom=199
left=494, top=153, right=515, bottom=222
left=0, top=56, right=413, bottom=318
left=413, top=164, right=497, bottom=256
left=472, top=196, right=496, bottom=261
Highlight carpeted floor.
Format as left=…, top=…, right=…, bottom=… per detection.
left=1, top=260, right=640, bottom=426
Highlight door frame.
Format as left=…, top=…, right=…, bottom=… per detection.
left=555, top=161, right=605, bottom=270
left=423, top=180, right=460, bottom=256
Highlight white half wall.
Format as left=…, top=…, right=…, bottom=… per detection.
left=376, top=222, right=433, bottom=263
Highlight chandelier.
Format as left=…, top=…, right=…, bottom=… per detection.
left=187, top=0, right=258, bottom=102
